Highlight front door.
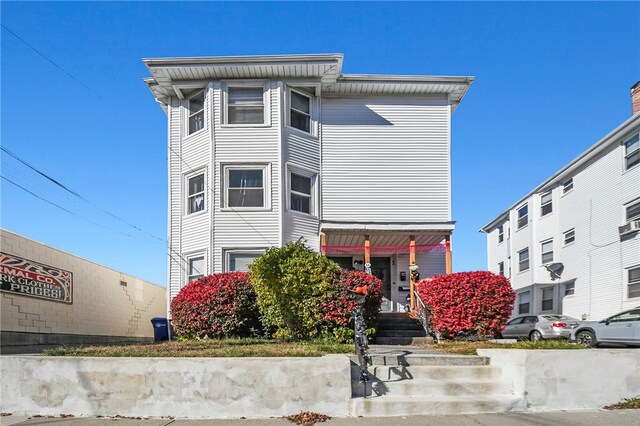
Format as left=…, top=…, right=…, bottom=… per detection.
left=371, top=257, right=391, bottom=312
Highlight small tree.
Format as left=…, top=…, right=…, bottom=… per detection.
left=170, top=272, right=262, bottom=339
left=417, top=271, right=515, bottom=338
left=249, top=242, right=340, bottom=341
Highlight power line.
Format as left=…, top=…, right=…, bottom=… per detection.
left=1, top=24, right=102, bottom=99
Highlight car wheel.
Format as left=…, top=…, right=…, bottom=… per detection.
left=575, top=330, right=597, bottom=347
left=529, top=330, right=543, bottom=341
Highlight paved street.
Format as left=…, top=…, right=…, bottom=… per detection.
left=2, top=411, right=639, bottom=426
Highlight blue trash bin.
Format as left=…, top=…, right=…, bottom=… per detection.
left=150, top=317, right=170, bottom=342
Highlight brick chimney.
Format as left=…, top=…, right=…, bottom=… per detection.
left=632, top=81, right=640, bottom=115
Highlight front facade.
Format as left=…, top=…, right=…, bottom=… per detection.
left=144, top=54, right=473, bottom=313
left=481, top=87, right=640, bottom=321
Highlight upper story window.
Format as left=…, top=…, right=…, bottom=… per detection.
left=628, top=267, right=640, bottom=299
left=626, top=200, right=640, bottom=221
left=497, top=225, right=504, bottom=243
left=517, top=204, right=528, bottom=230
left=227, top=86, right=265, bottom=125
left=224, top=165, right=268, bottom=208
left=498, top=261, right=505, bottom=276
left=562, top=178, right=574, bottom=194
left=541, top=239, right=554, bottom=264
left=290, top=90, right=311, bottom=133
left=564, top=282, right=575, bottom=297
left=187, top=173, right=205, bottom=214
left=541, top=191, right=553, bottom=216
left=188, top=91, right=205, bottom=135
left=563, top=228, right=575, bottom=245
left=289, top=171, right=314, bottom=215
left=187, top=254, right=205, bottom=283
left=624, top=133, right=639, bottom=170
left=518, top=248, right=530, bottom=272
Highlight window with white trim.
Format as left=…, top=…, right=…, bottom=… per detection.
left=518, top=291, right=530, bottom=314
left=563, top=228, right=575, bottom=245
left=226, top=86, right=265, bottom=125
left=626, top=200, right=640, bottom=221
left=541, top=239, right=554, bottom=264
left=628, top=266, right=640, bottom=299
left=564, top=282, right=575, bottom=297
left=225, top=249, right=265, bottom=272
left=289, top=171, right=315, bottom=215
left=624, top=133, right=639, bottom=170
left=290, top=90, right=311, bottom=133
left=497, top=225, right=504, bottom=244
left=541, top=286, right=554, bottom=311
left=224, top=165, right=268, bottom=208
left=517, top=204, right=528, bottom=230
left=187, top=254, right=205, bottom=283
left=540, top=191, right=553, bottom=216
left=187, top=173, right=205, bottom=214
left=498, top=261, right=505, bottom=276
left=562, top=178, right=574, bottom=194
left=518, top=248, right=530, bottom=272
left=188, top=91, right=205, bottom=135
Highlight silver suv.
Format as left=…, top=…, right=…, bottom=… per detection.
left=571, top=307, right=640, bottom=347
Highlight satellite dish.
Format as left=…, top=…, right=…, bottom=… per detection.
left=545, top=263, right=564, bottom=280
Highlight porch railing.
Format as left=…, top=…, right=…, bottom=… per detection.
left=412, top=289, right=433, bottom=340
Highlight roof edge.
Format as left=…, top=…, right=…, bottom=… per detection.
left=143, top=53, right=344, bottom=68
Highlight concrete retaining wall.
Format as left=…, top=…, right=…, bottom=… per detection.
left=477, top=349, right=640, bottom=411
left=0, top=355, right=353, bottom=418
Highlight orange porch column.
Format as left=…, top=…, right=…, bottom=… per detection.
left=445, top=235, right=452, bottom=274
left=364, top=235, right=371, bottom=271
left=320, top=234, right=326, bottom=256
left=409, top=235, right=416, bottom=312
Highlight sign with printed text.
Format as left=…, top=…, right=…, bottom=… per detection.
left=0, top=252, right=73, bottom=303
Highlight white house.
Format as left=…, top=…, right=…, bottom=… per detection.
left=143, top=54, right=473, bottom=313
left=481, top=82, right=640, bottom=321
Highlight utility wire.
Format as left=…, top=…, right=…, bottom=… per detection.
left=1, top=24, right=102, bottom=99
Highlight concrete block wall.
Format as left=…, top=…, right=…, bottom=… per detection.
left=1, top=229, right=166, bottom=345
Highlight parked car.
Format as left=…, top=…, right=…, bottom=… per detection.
left=501, top=315, right=581, bottom=341
left=570, top=307, right=640, bottom=347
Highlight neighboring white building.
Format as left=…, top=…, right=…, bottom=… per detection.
left=143, top=54, right=473, bottom=313
left=481, top=83, right=640, bottom=321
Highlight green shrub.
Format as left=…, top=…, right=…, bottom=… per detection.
left=249, top=242, right=340, bottom=341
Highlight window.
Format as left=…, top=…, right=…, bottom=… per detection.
left=562, top=178, right=574, bottom=194
left=517, top=204, right=528, bottom=230
left=518, top=248, right=530, bottom=272
left=497, top=225, right=504, bottom=243
left=628, top=267, right=640, bottom=299
left=224, top=166, right=267, bottom=208
left=227, top=86, right=265, bottom=124
left=564, top=282, right=575, bottom=297
left=626, top=201, right=640, bottom=221
left=563, top=228, right=575, bottom=245
left=541, top=240, right=554, bottom=264
left=187, top=255, right=205, bottom=283
left=540, top=191, right=553, bottom=216
left=624, top=133, right=639, bottom=170
left=607, top=309, right=640, bottom=323
left=187, top=173, right=205, bottom=214
left=289, top=172, right=314, bottom=214
left=225, top=250, right=264, bottom=272
left=188, top=91, right=205, bottom=135
left=498, top=261, right=505, bottom=276
left=541, top=287, right=554, bottom=311
left=507, top=317, right=524, bottom=326
left=518, top=292, right=530, bottom=314
left=290, top=90, right=311, bottom=133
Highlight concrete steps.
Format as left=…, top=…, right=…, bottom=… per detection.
left=375, top=313, right=431, bottom=345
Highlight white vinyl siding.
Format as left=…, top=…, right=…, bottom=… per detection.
left=321, top=96, right=451, bottom=222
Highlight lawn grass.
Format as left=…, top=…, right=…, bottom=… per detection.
left=43, top=338, right=352, bottom=357
left=422, top=339, right=584, bottom=355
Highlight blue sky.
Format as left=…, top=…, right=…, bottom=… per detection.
left=2, top=2, right=639, bottom=286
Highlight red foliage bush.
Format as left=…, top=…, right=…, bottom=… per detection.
left=417, top=271, right=515, bottom=338
left=321, top=270, right=383, bottom=329
left=170, top=272, right=262, bottom=338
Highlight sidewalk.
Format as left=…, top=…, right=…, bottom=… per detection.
left=2, top=411, right=639, bottom=426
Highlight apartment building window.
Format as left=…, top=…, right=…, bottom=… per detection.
left=517, top=204, right=528, bottom=230
left=562, top=178, right=574, bottom=194
left=225, top=250, right=265, bottom=272
left=187, top=254, right=205, bottom=283
left=188, top=91, right=205, bottom=135
left=540, top=191, right=553, bottom=216
left=541, top=287, right=554, bottom=311
left=289, top=171, right=314, bottom=215
left=518, top=291, right=530, bottom=314
left=518, top=248, right=530, bottom=272
left=497, top=225, right=504, bottom=243
left=628, top=267, right=640, bottom=299
left=624, top=133, right=639, bottom=170
left=541, top=239, right=554, bottom=264
left=290, top=90, right=311, bottom=133
left=498, top=262, right=505, bottom=276
left=226, top=86, right=265, bottom=124
left=563, top=228, right=575, bottom=245
left=626, top=200, right=640, bottom=221
left=564, top=281, right=575, bottom=297
left=187, top=173, right=205, bottom=214
left=224, top=165, right=267, bottom=208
